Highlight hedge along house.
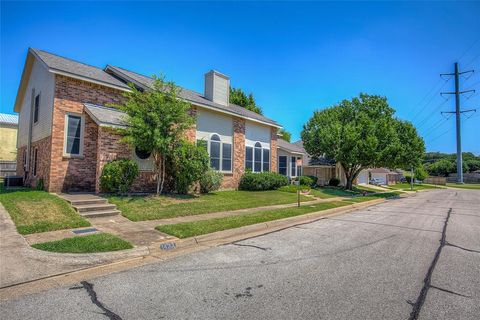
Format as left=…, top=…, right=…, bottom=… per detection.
left=14, top=48, right=281, bottom=193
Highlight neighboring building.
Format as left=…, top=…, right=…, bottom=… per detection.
left=364, top=168, right=399, bottom=185
left=292, top=140, right=346, bottom=186
left=14, top=48, right=281, bottom=192
left=277, top=139, right=304, bottom=179
left=0, top=113, right=19, bottom=161
left=0, top=113, right=19, bottom=178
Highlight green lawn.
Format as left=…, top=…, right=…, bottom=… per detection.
left=0, top=188, right=90, bottom=234
left=107, top=190, right=313, bottom=221
left=446, top=183, right=480, bottom=190
left=156, top=201, right=351, bottom=238
left=344, top=192, right=402, bottom=203
left=385, top=183, right=441, bottom=191
left=31, top=233, right=133, bottom=253
left=309, top=187, right=360, bottom=199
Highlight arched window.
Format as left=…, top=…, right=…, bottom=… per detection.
left=209, top=134, right=221, bottom=170
left=246, top=142, right=270, bottom=173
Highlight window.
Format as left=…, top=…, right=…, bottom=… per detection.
left=32, top=148, right=38, bottom=176
left=64, top=114, right=83, bottom=156
left=279, top=156, right=287, bottom=175
left=291, top=156, right=296, bottom=177
left=210, top=134, right=221, bottom=170
left=34, top=94, right=40, bottom=123
left=203, top=134, right=232, bottom=172
left=222, top=143, right=232, bottom=171
left=263, top=149, right=270, bottom=172
left=245, top=147, right=253, bottom=170
left=254, top=142, right=262, bottom=172
left=246, top=142, right=270, bottom=173
left=135, top=147, right=151, bottom=160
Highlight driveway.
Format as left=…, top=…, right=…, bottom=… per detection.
left=1, top=188, right=479, bottom=319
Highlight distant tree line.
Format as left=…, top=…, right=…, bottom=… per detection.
left=423, top=152, right=480, bottom=177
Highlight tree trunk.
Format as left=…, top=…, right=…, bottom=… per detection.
left=159, top=156, right=166, bottom=194
left=345, top=175, right=354, bottom=190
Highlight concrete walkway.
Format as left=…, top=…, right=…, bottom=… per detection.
left=0, top=204, right=148, bottom=288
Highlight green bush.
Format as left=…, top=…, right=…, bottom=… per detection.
left=328, top=177, right=340, bottom=187
left=239, top=172, right=289, bottom=191
left=278, top=185, right=311, bottom=193
left=297, top=175, right=316, bottom=187
left=200, top=169, right=224, bottom=193
left=100, top=159, right=139, bottom=194
left=36, top=178, right=44, bottom=191
left=169, top=140, right=210, bottom=194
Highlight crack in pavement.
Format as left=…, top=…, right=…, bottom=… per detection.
left=445, top=242, right=480, bottom=254
left=430, top=285, right=472, bottom=299
left=326, top=218, right=441, bottom=234
left=231, top=243, right=271, bottom=251
left=70, top=281, right=123, bottom=320
left=408, top=208, right=452, bottom=320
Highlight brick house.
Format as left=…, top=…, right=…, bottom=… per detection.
left=14, top=48, right=285, bottom=193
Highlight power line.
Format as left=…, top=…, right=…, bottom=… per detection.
left=416, top=97, right=451, bottom=130
left=411, top=78, right=451, bottom=125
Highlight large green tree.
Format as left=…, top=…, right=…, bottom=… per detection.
left=116, top=76, right=194, bottom=194
left=229, top=87, right=263, bottom=114
left=301, top=93, right=425, bottom=189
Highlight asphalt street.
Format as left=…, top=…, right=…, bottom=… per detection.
left=1, top=188, right=479, bottom=320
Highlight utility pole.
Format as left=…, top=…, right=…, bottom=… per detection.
left=440, top=63, right=476, bottom=184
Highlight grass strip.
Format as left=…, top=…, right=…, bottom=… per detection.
left=343, top=192, right=401, bottom=203
left=446, top=183, right=480, bottom=190
left=156, top=201, right=351, bottom=238
left=31, top=233, right=133, bottom=253
left=0, top=188, right=90, bottom=234
left=108, top=190, right=312, bottom=221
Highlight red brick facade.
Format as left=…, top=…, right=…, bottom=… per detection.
left=18, top=74, right=278, bottom=193
left=270, top=127, right=278, bottom=173
left=16, top=136, right=52, bottom=189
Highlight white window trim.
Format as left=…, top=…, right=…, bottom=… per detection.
left=248, top=141, right=270, bottom=173
left=204, top=133, right=233, bottom=173
left=33, top=92, right=41, bottom=125
left=63, top=113, right=85, bottom=158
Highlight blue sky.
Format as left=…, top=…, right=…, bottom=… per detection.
left=1, top=1, right=479, bottom=154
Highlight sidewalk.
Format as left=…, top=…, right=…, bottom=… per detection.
left=0, top=204, right=148, bottom=288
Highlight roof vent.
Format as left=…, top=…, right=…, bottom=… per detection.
left=204, top=70, right=229, bottom=106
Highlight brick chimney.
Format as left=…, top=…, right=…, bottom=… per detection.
left=204, top=70, right=230, bottom=106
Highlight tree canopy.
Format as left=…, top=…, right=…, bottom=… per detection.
left=116, top=76, right=194, bottom=194
left=301, top=93, right=425, bottom=189
left=278, top=128, right=292, bottom=142
left=229, top=87, right=263, bottom=114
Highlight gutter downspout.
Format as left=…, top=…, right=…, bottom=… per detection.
left=25, top=88, right=35, bottom=184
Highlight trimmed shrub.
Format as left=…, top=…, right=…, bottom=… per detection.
left=169, top=141, right=210, bottom=194
left=100, top=159, right=139, bottom=194
left=278, top=184, right=311, bottom=193
left=239, top=172, right=289, bottom=191
left=328, top=177, right=340, bottom=187
left=297, top=175, right=316, bottom=187
left=200, top=169, right=224, bottom=193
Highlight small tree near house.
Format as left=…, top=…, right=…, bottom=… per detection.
left=301, top=93, right=425, bottom=190
left=115, top=76, right=194, bottom=194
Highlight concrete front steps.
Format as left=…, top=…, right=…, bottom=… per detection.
left=57, top=194, right=120, bottom=218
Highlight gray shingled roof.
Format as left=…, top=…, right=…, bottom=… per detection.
left=293, top=140, right=336, bottom=166
left=277, top=139, right=305, bottom=154
left=31, top=48, right=131, bottom=90
left=105, top=65, right=280, bottom=127
left=0, top=113, right=18, bottom=126
left=84, top=103, right=127, bottom=129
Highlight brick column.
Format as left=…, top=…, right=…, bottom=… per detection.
left=270, top=127, right=278, bottom=173
left=232, top=117, right=246, bottom=187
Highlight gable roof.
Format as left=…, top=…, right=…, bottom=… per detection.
left=30, top=49, right=131, bottom=91
left=277, top=139, right=305, bottom=154
left=293, top=140, right=336, bottom=166
left=105, top=65, right=280, bottom=127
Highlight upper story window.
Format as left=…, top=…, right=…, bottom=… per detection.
left=246, top=142, right=270, bottom=173
left=33, top=94, right=40, bottom=123
left=64, top=114, right=84, bottom=156
left=197, top=134, right=232, bottom=172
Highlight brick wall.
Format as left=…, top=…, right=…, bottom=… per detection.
left=48, top=75, right=125, bottom=192
left=16, top=136, right=51, bottom=189
left=184, top=106, right=197, bottom=143
left=219, top=117, right=246, bottom=189
left=95, top=127, right=157, bottom=193
left=270, top=127, right=278, bottom=173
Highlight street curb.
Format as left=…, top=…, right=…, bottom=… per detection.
left=0, top=194, right=412, bottom=300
